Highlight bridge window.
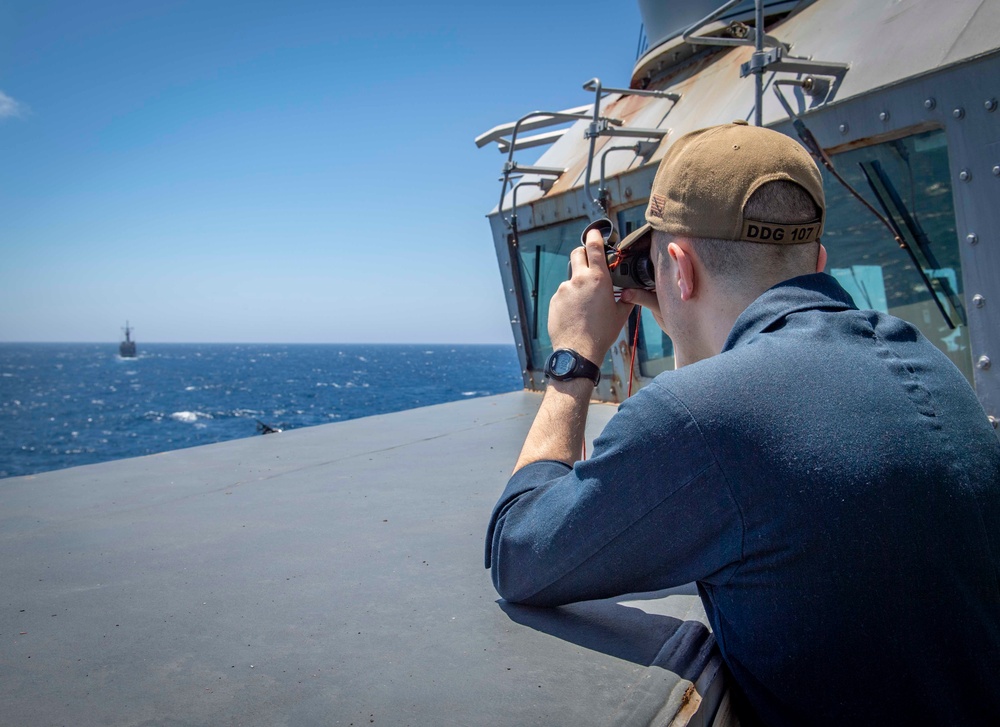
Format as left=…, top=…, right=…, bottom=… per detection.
left=513, top=219, right=616, bottom=375
left=821, top=129, right=972, bottom=384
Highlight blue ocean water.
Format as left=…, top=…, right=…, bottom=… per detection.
left=0, top=343, right=523, bottom=479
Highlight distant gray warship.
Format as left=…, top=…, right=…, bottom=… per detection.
left=119, top=321, right=136, bottom=358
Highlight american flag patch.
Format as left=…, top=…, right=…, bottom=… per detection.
left=649, top=193, right=666, bottom=219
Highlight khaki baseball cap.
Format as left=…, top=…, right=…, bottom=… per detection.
left=618, top=120, right=825, bottom=253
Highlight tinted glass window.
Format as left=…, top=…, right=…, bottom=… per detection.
left=821, top=129, right=972, bottom=383
left=514, top=219, right=616, bottom=374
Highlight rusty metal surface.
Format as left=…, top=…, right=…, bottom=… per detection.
left=489, top=0, right=999, bottom=216
left=481, top=1, right=1000, bottom=423
left=483, top=0, right=1000, bottom=419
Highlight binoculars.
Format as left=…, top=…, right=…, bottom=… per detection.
left=580, top=218, right=655, bottom=290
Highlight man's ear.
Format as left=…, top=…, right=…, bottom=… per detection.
left=667, top=241, right=696, bottom=302
left=816, top=243, right=828, bottom=273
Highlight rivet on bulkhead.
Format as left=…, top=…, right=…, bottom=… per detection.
left=977, top=356, right=992, bottom=371
left=986, top=98, right=998, bottom=112
left=959, top=169, right=972, bottom=182
left=953, top=107, right=966, bottom=119
left=878, top=111, right=890, bottom=122
left=993, top=165, right=1000, bottom=177
left=924, top=98, right=936, bottom=110
left=973, top=294, right=986, bottom=308
left=839, top=123, right=849, bottom=134
left=967, top=233, right=979, bottom=246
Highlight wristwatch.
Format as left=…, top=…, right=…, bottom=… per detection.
left=544, top=349, right=601, bottom=386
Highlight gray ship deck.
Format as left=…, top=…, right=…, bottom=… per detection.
left=1, top=392, right=727, bottom=726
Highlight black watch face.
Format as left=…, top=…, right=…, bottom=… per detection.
left=550, top=350, right=576, bottom=377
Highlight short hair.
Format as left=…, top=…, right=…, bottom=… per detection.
left=666, top=181, right=823, bottom=292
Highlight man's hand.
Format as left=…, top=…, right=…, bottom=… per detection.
left=548, top=228, right=634, bottom=364
left=619, top=287, right=665, bottom=333
left=511, top=227, right=634, bottom=474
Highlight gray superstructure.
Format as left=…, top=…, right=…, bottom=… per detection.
left=479, top=0, right=1000, bottom=429
left=4, top=1, right=999, bottom=724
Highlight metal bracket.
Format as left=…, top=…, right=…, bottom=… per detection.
left=502, top=161, right=566, bottom=177
left=585, top=119, right=613, bottom=139
left=596, top=139, right=664, bottom=212
left=582, top=79, right=680, bottom=103
left=496, top=130, right=567, bottom=153
left=581, top=77, right=674, bottom=216
left=740, top=46, right=849, bottom=79
left=599, top=126, right=669, bottom=140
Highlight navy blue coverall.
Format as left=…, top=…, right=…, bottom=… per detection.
left=486, top=274, right=1000, bottom=725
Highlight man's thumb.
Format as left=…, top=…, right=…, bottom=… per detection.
left=620, top=288, right=657, bottom=310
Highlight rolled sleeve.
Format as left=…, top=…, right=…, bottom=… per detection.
left=484, top=384, right=744, bottom=606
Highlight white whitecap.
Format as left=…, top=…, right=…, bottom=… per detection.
left=170, top=411, right=210, bottom=423
left=462, top=391, right=477, bottom=396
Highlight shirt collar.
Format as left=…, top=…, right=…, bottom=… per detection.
left=722, top=273, right=858, bottom=353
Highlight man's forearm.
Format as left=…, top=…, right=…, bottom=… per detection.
left=513, top=378, right=594, bottom=473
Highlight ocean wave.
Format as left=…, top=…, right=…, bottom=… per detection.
left=230, top=408, right=264, bottom=418
left=170, top=411, right=212, bottom=424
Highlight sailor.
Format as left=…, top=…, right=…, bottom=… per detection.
left=485, top=121, right=1000, bottom=725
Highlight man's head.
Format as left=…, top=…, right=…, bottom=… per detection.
left=617, top=121, right=828, bottom=364
left=619, top=120, right=826, bottom=255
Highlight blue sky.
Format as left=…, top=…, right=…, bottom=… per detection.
left=0, top=0, right=641, bottom=343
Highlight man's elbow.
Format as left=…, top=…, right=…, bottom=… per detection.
left=490, top=556, right=565, bottom=607
left=493, top=577, right=558, bottom=607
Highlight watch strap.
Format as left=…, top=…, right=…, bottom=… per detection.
left=545, top=349, right=601, bottom=386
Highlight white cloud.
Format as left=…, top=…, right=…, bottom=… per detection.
left=0, top=90, right=28, bottom=119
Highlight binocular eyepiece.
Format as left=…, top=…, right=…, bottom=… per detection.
left=581, top=218, right=655, bottom=290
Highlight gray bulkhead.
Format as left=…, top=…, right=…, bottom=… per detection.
left=481, top=0, right=1000, bottom=427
